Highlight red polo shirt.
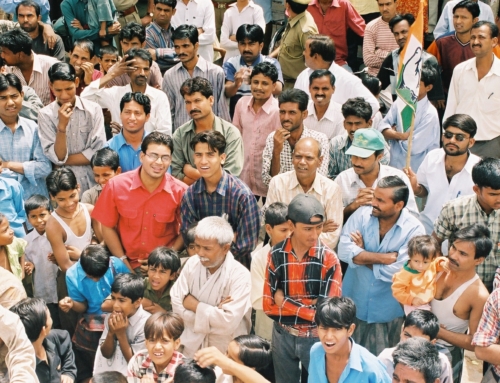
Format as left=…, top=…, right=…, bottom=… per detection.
left=92, top=167, right=187, bottom=268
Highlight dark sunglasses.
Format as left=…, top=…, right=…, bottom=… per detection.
left=443, top=131, right=467, bottom=142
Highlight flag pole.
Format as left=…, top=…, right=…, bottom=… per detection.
left=405, top=114, right=415, bottom=169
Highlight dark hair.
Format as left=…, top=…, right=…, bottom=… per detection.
left=0, top=73, right=23, bottom=94
left=403, top=309, right=440, bottom=340
left=154, top=0, right=178, bottom=8
left=141, top=131, right=174, bottom=154
left=147, top=246, right=181, bottom=273
left=374, top=148, right=385, bottom=158
left=341, top=97, right=373, bottom=121
left=80, top=244, right=111, bottom=278
left=10, top=298, right=48, bottom=342
left=408, top=235, right=440, bottom=261
left=265, top=202, right=288, bottom=227
left=90, top=147, right=120, bottom=171
left=278, top=89, right=308, bottom=111
left=72, top=39, right=95, bottom=59
left=172, top=24, right=199, bottom=45
left=309, top=69, right=335, bottom=87
left=392, top=338, right=441, bottom=383
left=180, top=77, right=213, bottom=98
left=236, top=24, right=264, bottom=43
left=173, top=359, right=216, bottom=383
left=420, top=63, right=437, bottom=87
left=25, top=194, right=51, bottom=215
left=119, top=22, right=145, bottom=44
left=307, top=35, right=336, bottom=63
left=112, top=273, right=144, bottom=302
left=449, top=224, right=493, bottom=259
left=314, top=296, right=356, bottom=329
left=377, top=175, right=409, bottom=207
left=232, top=335, right=272, bottom=372
left=99, top=45, right=119, bottom=58
left=186, top=222, right=198, bottom=245
left=285, top=0, right=308, bottom=15
left=0, top=28, right=32, bottom=55
left=46, top=168, right=78, bottom=197
left=250, top=61, right=278, bottom=83
left=453, top=0, right=480, bottom=18
left=145, top=312, right=184, bottom=340
left=120, top=92, right=152, bottom=115
left=92, top=372, right=128, bottom=383
left=124, top=47, right=153, bottom=67
left=389, top=13, right=415, bottom=31
left=471, top=20, right=499, bottom=38
left=442, top=114, right=477, bottom=137
left=16, top=0, right=41, bottom=17
left=48, top=62, right=77, bottom=83
left=472, top=157, right=500, bottom=189
left=190, top=130, right=227, bottom=154
left=362, top=74, right=382, bottom=97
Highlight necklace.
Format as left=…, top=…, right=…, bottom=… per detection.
left=57, top=205, right=82, bottom=220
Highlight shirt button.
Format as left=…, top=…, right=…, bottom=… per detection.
left=142, top=242, right=145, bottom=245
left=144, top=227, right=147, bottom=230
left=146, top=212, right=148, bottom=214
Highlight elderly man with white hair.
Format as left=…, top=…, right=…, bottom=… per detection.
left=170, top=216, right=252, bottom=357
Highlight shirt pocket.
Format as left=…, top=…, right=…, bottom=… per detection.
left=152, top=211, right=176, bottom=238
left=121, top=209, right=141, bottom=230
left=281, top=39, right=303, bottom=60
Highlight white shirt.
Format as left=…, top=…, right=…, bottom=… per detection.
left=220, top=1, right=265, bottom=62
left=172, top=0, right=216, bottom=62
left=80, top=80, right=172, bottom=135
left=417, top=148, right=481, bottom=234
left=294, top=62, right=380, bottom=118
left=305, top=99, right=345, bottom=139
left=444, top=55, right=500, bottom=141
left=335, top=164, right=419, bottom=216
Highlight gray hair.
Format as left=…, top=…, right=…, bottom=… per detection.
left=393, top=338, right=441, bottom=383
left=195, top=216, right=234, bottom=246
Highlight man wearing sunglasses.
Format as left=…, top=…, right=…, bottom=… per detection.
left=404, top=114, right=480, bottom=235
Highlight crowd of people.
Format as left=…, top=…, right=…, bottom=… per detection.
left=0, top=0, right=499, bottom=382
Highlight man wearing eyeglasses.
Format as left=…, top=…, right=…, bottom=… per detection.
left=404, top=114, right=480, bottom=234
left=92, top=131, right=188, bottom=274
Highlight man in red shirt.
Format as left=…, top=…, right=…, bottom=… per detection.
left=92, top=132, right=187, bottom=274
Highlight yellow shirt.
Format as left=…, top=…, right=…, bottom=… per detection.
left=2, top=237, right=26, bottom=281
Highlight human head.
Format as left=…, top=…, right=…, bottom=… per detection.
left=194, top=216, right=233, bottom=272
left=69, top=40, right=95, bottom=77
left=227, top=335, right=272, bottom=375
left=119, top=22, right=145, bottom=53
left=145, top=312, right=184, bottom=371
left=285, top=0, right=309, bottom=16
left=392, top=338, right=441, bottom=383
left=173, top=360, right=216, bottom=383
left=418, top=63, right=436, bottom=100
left=362, top=74, right=382, bottom=98
left=0, top=28, right=32, bottom=66
left=453, top=0, right=480, bottom=34
left=304, top=35, right=335, bottom=70
left=111, top=273, right=144, bottom=317
left=346, top=128, right=385, bottom=176
left=153, top=0, right=177, bottom=28
left=173, top=25, right=199, bottom=64
left=91, top=372, right=128, bottom=383
left=185, top=222, right=198, bottom=256
left=181, top=77, right=214, bottom=121
left=309, top=69, right=335, bottom=108
left=264, top=202, right=291, bottom=246
left=0, top=73, right=24, bottom=121
left=191, top=130, right=227, bottom=181
left=80, top=244, right=111, bottom=280
left=90, top=147, right=121, bottom=187
left=472, top=158, right=500, bottom=212
left=341, top=98, right=373, bottom=140
left=10, top=298, right=51, bottom=342
left=449, top=224, right=492, bottom=265
left=119, top=92, right=151, bottom=134
left=389, top=14, right=416, bottom=49
left=236, top=24, right=264, bottom=64
left=287, top=194, right=325, bottom=248
left=407, top=235, right=440, bottom=273
left=48, top=62, right=79, bottom=105
left=278, top=89, right=309, bottom=132
left=470, top=21, right=499, bottom=59
left=0, top=213, right=14, bottom=246
left=442, top=114, right=476, bottom=156
left=250, top=62, right=278, bottom=102
left=25, top=194, right=51, bottom=235
left=46, top=168, right=80, bottom=214
left=147, top=247, right=181, bottom=291
left=140, top=132, right=173, bottom=179
left=98, top=45, right=119, bottom=74
left=401, top=309, right=440, bottom=342
left=292, top=137, right=323, bottom=182
left=16, top=1, right=41, bottom=33
left=377, top=0, right=397, bottom=22
left=372, top=176, right=409, bottom=219
left=124, top=48, right=153, bottom=87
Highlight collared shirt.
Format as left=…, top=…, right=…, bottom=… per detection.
left=66, top=256, right=130, bottom=314
left=335, top=164, right=419, bottom=216
left=81, top=80, right=172, bottom=135
left=127, top=349, right=184, bottom=382
left=0, top=177, right=26, bottom=238
left=5, top=52, right=58, bottom=106
left=378, top=96, right=440, bottom=171
left=417, top=149, right=481, bottom=234
left=305, top=99, right=344, bottom=139
left=143, top=277, right=173, bottom=311
left=21, top=85, right=44, bottom=122
left=162, top=56, right=230, bottom=130
left=38, top=96, right=106, bottom=194
left=171, top=0, right=216, bottom=62
left=434, top=194, right=500, bottom=291
left=81, top=184, right=103, bottom=205
left=472, top=288, right=500, bottom=377
left=0, top=116, right=52, bottom=199
left=61, top=0, right=101, bottom=43
left=327, top=132, right=391, bottom=180
left=362, top=17, right=399, bottom=76
left=263, top=170, right=343, bottom=249
left=106, top=130, right=148, bottom=172
left=92, top=168, right=188, bottom=269
left=295, top=62, right=380, bottom=116
left=32, top=25, right=66, bottom=61
left=277, top=11, right=318, bottom=79
left=180, top=171, right=260, bottom=268
left=171, top=116, right=243, bottom=179
left=25, top=229, right=58, bottom=304
left=232, top=95, right=280, bottom=196
left=106, top=61, right=163, bottom=89
left=308, top=0, right=365, bottom=66
left=263, top=236, right=342, bottom=335
left=261, top=126, right=329, bottom=186
left=1, top=0, right=50, bottom=21
left=309, top=340, right=392, bottom=383
left=444, top=55, right=500, bottom=141
left=145, top=22, right=179, bottom=73
left=4, top=237, right=27, bottom=280
left=339, top=206, right=425, bottom=323
left=36, top=330, right=77, bottom=383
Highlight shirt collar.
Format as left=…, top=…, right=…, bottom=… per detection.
left=345, top=339, right=363, bottom=372
left=32, top=52, right=42, bottom=74
left=310, top=0, right=339, bottom=7
left=74, top=96, right=85, bottom=111
left=465, top=55, right=500, bottom=77
left=128, top=305, right=145, bottom=327
left=248, top=95, right=276, bottom=114
left=151, top=21, right=173, bottom=32
left=195, top=169, right=229, bottom=196
left=289, top=171, right=323, bottom=195
left=113, top=130, right=148, bottom=149
left=307, top=100, right=339, bottom=122
left=282, top=236, right=321, bottom=259
left=130, top=167, right=172, bottom=194
left=239, top=53, right=264, bottom=67
left=0, top=118, right=22, bottom=133
left=288, top=12, right=306, bottom=27
left=37, top=337, right=56, bottom=365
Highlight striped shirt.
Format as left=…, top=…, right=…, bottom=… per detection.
left=127, top=350, right=184, bottom=382
left=363, top=17, right=399, bottom=76
left=145, top=22, right=179, bottom=73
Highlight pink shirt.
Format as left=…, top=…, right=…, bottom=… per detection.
left=232, top=96, right=280, bottom=197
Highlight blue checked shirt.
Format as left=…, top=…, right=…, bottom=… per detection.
left=180, top=170, right=260, bottom=268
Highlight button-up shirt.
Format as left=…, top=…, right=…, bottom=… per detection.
left=145, top=22, right=178, bottom=73
left=444, top=55, right=500, bottom=141
left=0, top=117, right=52, bottom=200
left=1, top=0, right=51, bottom=22
left=38, top=96, right=106, bottom=194
left=35, top=330, right=77, bottom=383
left=338, top=206, right=425, bottom=323
left=305, top=99, right=344, bottom=139
left=32, top=25, right=66, bottom=61
left=144, top=277, right=174, bottom=311
left=106, top=130, right=148, bottom=172
left=232, top=95, right=280, bottom=197
left=434, top=194, right=500, bottom=291
left=61, top=0, right=101, bottom=43
left=81, top=183, right=102, bottom=205
left=363, top=17, right=399, bottom=76
left=261, top=126, right=329, bottom=185
left=127, top=350, right=184, bottom=383
left=180, top=170, right=260, bottom=268
left=0, top=177, right=26, bottom=238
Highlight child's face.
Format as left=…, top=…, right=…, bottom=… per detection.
left=187, top=242, right=196, bottom=257
left=148, top=265, right=175, bottom=292
left=0, top=219, right=14, bottom=246
left=265, top=222, right=292, bottom=246
left=27, top=207, right=50, bottom=235
left=317, top=323, right=355, bottom=355
left=146, top=331, right=181, bottom=371
left=400, top=325, right=431, bottom=342
left=111, top=291, right=141, bottom=318
left=100, top=54, right=118, bottom=73
left=408, top=253, right=433, bottom=273
left=51, top=188, right=80, bottom=215
left=93, top=165, right=120, bottom=187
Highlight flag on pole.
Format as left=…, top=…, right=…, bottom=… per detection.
left=395, top=0, right=424, bottom=132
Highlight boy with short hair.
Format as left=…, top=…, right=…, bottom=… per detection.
left=250, top=202, right=291, bottom=341
left=98, top=45, right=119, bottom=75
left=94, top=273, right=151, bottom=376
left=10, top=297, right=77, bottom=383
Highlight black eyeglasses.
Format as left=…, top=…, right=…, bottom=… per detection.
left=443, top=131, right=467, bottom=142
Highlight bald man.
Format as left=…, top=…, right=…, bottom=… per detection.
left=262, top=137, right=343, bottom=248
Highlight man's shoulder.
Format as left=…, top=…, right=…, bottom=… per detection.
left=335, top=167, right=356, bottom=184
left=441, top=194, right=477, bottom=212
left=165, top=173, right=189, bottom=194
left=225, top=172, right=254, bottom=196
left=304, top=127, right=328, bottom=141
left=164, top=62, right=184, bottom=79
left=366, top=16, right=382, bottom=29
left=36, top=53, right=59, bottom=65
left=173, top=120, right=194, bottom=137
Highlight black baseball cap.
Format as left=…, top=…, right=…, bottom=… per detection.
left=287, top=194, right=325, bottom=224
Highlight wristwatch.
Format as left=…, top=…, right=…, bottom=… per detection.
left=149, top=12, right=154, bottom=17
left=120, top=255, right=128, bottom=261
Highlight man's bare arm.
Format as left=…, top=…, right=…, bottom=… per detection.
left=352, top=251, right=398, bottom=266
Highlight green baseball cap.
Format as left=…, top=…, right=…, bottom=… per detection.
left=345, top=128, right=386, bottom=158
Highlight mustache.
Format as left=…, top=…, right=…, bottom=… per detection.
left=190, top=109, right=201, bottom=115
left=448, top=258, right=459, bottom=267
left=243, top=51, right=253, bottom=55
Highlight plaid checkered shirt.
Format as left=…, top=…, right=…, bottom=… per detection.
left=127, top=349, right=184, bottom=382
